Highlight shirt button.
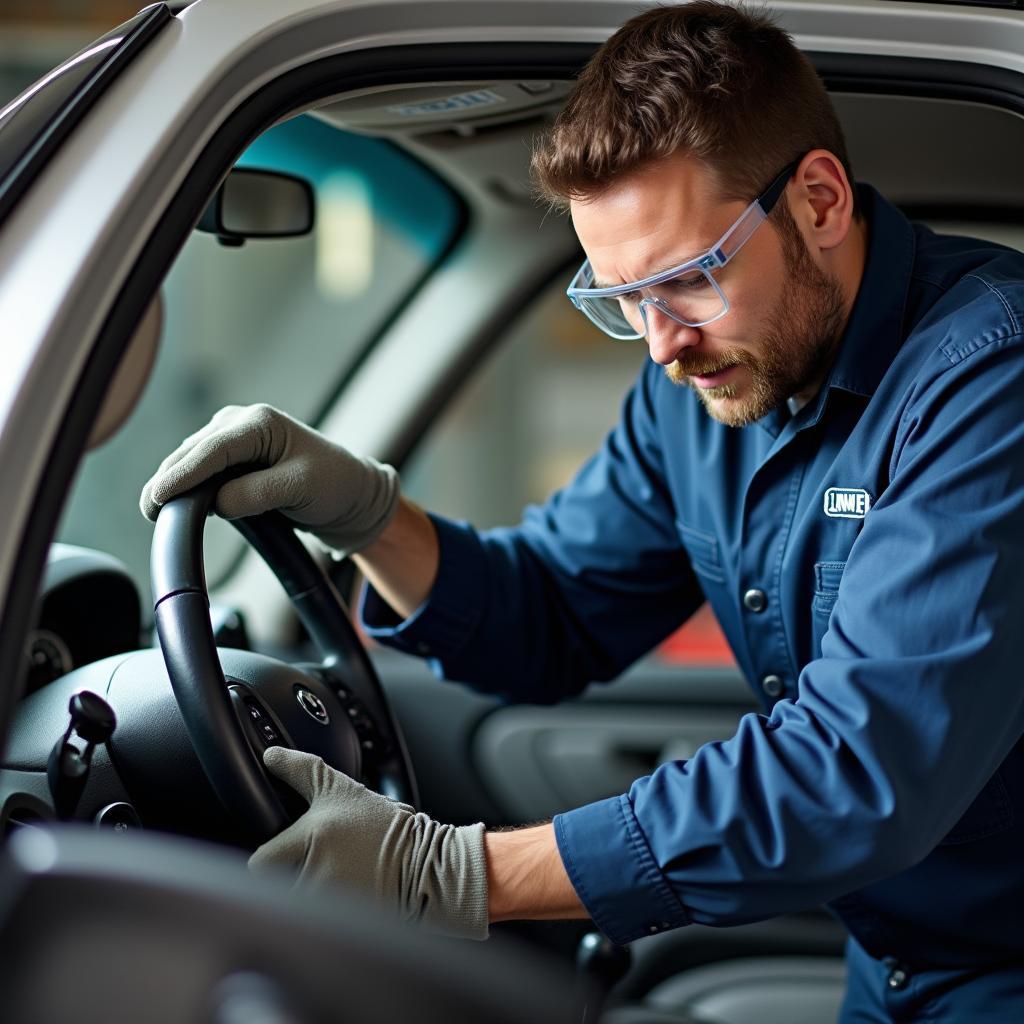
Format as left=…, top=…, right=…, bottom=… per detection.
left=887, top=967, right=909, bottom=991
left=743, top=588, right=767, bottom=613
left=761, top=674, right=784, bottom=698
left=415, top=641, right=431, bottom=655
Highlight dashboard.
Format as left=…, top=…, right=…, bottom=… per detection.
left=3, top=543, right=231, bottom=841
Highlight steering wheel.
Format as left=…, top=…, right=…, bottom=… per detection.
left=150, top=478, right=418, bottom=844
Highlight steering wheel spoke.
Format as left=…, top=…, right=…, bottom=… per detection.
left=301, top=662, right=399, bottom=790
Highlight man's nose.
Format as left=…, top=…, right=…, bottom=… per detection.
left=643, top=302, right=702, bottom=365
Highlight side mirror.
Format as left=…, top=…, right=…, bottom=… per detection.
left=197, top=168, right=315, bottom=246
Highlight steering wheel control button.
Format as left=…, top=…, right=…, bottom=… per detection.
left=295, top=686, right=330, bottom=725
left=95, top=802, right=142, bottom=832
left=258, top=721, right=281, bottom=746
left=761, top=674, right=785, bottom=699
left=743, top=588, right=767, bottom=612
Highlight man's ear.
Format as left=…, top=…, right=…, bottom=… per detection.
left=791, top=149, right=856, bottom=253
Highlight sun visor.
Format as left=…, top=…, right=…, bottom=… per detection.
left=87, top=291, right=162, bottom=451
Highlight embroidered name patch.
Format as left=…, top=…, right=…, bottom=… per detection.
left=823, top=487, right=872, bottom=519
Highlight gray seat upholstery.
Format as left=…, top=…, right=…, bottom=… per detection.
left=602, top=956, right=846, bottom=1024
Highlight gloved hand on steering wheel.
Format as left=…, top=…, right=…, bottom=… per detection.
left=140, top=403, right=399, bottom=557
left=250, top=746, right=490, bottom=940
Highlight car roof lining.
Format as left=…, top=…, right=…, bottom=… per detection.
left=309, top=82, right=1024, bottom=219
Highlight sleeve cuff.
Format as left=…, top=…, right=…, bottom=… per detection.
left=554, top=794, right=690, bottom=945
left=358, top=513, right=486, bottom=662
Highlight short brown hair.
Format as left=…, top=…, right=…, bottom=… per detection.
left=532, top=2, right=858, bottom=219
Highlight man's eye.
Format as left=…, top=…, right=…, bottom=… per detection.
left=617, top=290, right=642, bottom=305
left=668, top=273, right=710, bottom=291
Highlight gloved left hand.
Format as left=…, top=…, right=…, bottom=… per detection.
left=248, top=747, right=490, bottom=940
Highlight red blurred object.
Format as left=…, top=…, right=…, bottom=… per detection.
left=657, top=603, right=735, bottom=666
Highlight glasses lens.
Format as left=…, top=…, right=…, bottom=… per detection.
left=573, top=264, right=730, bottom=339
left=647, top=268, right=726, bottom=327
left=578, top=295, right=644, bottom=340
left=583, top=268, right=727, bottom=338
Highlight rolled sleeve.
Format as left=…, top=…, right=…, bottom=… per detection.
left=359, top=514, right=484, bottom=661
left=554, top=795, right=691, bottom=944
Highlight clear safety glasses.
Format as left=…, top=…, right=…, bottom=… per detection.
left=566, top=160, right=799, bottom=340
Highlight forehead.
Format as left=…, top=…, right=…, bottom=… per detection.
left=570, top=153, right=738, bottom=280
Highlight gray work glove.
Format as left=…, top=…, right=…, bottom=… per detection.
left=139, top=403, right=399, bottom=557
left=249, top=747, right=489, bottom=941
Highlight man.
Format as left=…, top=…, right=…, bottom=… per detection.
left=141, top=3, right=1024, bottom=1020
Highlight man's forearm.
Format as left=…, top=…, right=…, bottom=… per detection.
left=358, top=507, right=586, bottom=923
left=485, top=824, right=589, bottom=922
left=356, top=501, right=586, bottom=922
left=353, top=496, right=440, bottom=620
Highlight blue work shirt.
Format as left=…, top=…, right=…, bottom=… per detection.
left=361, top=185, right=1024, bottom=969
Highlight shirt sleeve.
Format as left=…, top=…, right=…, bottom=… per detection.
left=556, top=331, right=1024, bottom=944
left=359, top=362, right=706, bottom=703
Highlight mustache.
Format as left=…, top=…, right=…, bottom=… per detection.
left=673, top=354, right=746, bottom=376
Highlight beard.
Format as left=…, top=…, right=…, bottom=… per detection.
left=665, top=216, right=847, bottom=428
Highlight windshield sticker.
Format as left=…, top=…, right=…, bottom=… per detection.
left=387, top=90, right=506, bottom=118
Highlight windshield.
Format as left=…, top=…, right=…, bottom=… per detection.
left=57, top=112, right=463, bottom=597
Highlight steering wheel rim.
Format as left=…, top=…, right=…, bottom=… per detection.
left=150, top=478, right=418, bottom=843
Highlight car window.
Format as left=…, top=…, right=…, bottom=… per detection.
left=401, top=274, right=735, bottom=668
left=57, top=112, right=462, bottom=596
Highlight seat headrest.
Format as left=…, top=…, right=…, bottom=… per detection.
left=87, top=291, right=162, bottom=450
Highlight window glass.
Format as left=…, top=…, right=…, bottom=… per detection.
left=58, top=113, right=462, bottom=595
left=401, top=277, right=734, bottom=668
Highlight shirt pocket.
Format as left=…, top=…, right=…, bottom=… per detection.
left=938, top=769, right=1014, bottom=845
left=812, top=560, right=846, bottom=657
left=677, top=521, right=726, bottom=584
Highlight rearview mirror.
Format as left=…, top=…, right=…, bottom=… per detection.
left=197, top=168, right=314, bottom=246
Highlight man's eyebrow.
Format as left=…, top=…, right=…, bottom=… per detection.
left=592, top=247, right=709, bottom=289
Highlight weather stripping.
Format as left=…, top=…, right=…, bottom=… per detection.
left=0, top=4, right=173, bottom=232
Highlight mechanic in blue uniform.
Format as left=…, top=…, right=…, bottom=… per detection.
left=142, top=3, right=1024, bottom=1020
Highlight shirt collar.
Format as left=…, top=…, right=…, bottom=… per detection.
left=824, top=183, right=916, bottom=400
left=756, top=183, right=916, bottom=437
